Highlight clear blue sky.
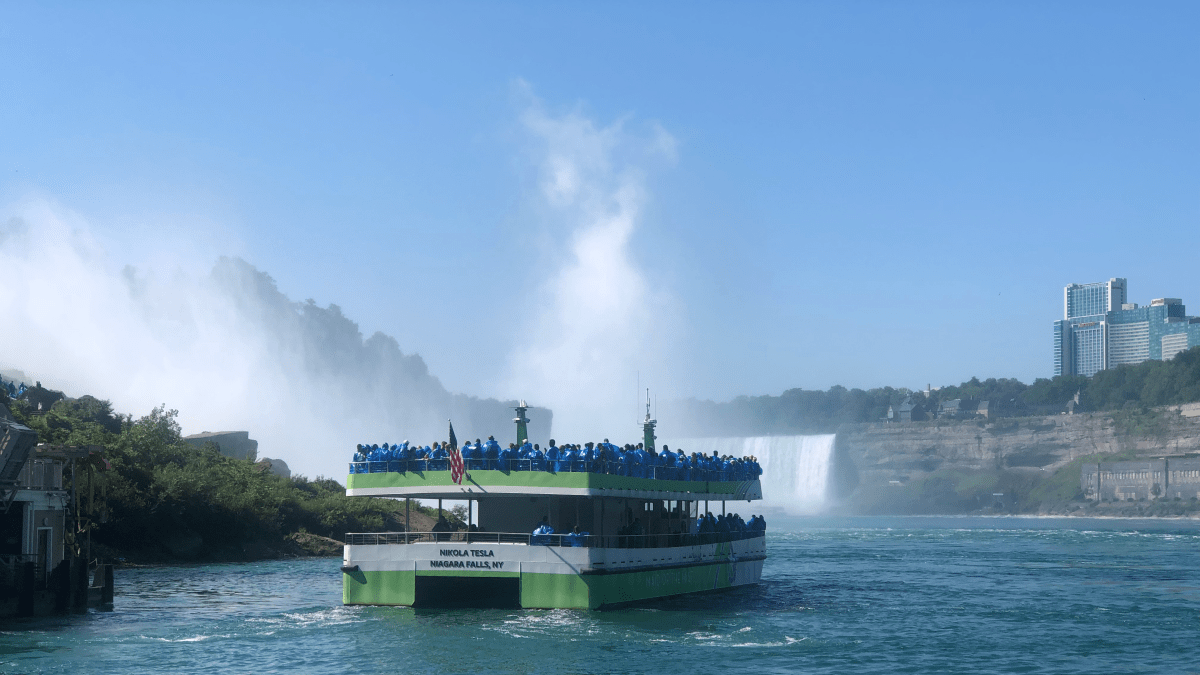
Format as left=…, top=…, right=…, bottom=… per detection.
left=3, top=1, right=1198, bottom=406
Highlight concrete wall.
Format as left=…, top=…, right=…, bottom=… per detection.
left=1081, top=458, right=1200, bottom=501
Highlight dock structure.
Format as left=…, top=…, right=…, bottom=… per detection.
left=1, top=419, right=114, bottom=618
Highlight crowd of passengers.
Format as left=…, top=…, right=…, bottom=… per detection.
left=525, top=510, right=768, bottom=547
left=351, top=437, right=763, bottom=482
left=605, top=511, right=766, bottom=547
left=409, top=509, right=766, bottom=548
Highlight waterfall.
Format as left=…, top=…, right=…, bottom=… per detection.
left=665, top=435, right=837, bottom=514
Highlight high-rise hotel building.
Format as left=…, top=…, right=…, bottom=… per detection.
left=1053, top=278, right=1200, bottom=377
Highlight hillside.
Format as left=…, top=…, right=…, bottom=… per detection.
left=2, top=386, right=463, bottom=563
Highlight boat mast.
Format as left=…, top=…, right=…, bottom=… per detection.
left=513, top=400, right=530, bottom=445
left=642, top=389, right=656, bottom=452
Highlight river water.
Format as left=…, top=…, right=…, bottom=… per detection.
left=2, top=516, right=1197, bottom=674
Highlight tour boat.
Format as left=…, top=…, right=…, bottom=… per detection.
left=340, top=400, right=766, bottom=609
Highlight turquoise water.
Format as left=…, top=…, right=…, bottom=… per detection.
left=3, top=517, right=1198, bottom=674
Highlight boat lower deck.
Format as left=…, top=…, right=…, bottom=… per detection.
left=342, top=534, right=766, bottom=609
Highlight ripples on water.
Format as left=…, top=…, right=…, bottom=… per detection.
left=2, top=517, right=1197, bottom=675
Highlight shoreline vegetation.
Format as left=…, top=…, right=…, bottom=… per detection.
left=663, top=346, right=1200, bottom=435
left=1, top=385, right=466, bottom=566
left=5, top=348, right=1200, bottom=565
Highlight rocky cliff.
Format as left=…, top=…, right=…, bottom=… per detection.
left=830, top=403, right=1200, bottom=514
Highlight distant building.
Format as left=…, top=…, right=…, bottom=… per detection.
left=938, top=399, right=963, bottom=417
left=887, top=397, right=919, bottom=423
left=1053, top=278, right=1200, bottom=377
left=935, top=398, right=989, bottom=420
left=1066, top=278, right=1127, bottom=319
left=183, top=431, right=258, bottom=462
left=1081, top=458, right=1200, bottom=501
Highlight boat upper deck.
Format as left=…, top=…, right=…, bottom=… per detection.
left=349, top=399, right=764, bottom=501
left=346, top=461, right=763, bottom=501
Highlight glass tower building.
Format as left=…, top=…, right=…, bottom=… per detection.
left=1053, top=279, right=1200, bottom=377
left=1064, top=278, right=1126, bottom=320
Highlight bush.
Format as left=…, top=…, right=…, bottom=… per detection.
left=24, top=398, right=403, bottom=561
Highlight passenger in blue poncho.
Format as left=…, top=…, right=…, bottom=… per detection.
left=531, top=516, right=555, bottom=545
left=367, top=444, right=386, bottom=472
left=472, top=442, right=483, bottom=468
left=520, top=441, right=532, bottom=468
left=561, top=444, right=578, bottom=472
left=716, top=514, right=731, bottom=541
left=461, top=439, right=475, bottom=467
left=749, top=457, right=762, bottom=479
left=582, top=442, right=599, bottom=473
left=661, top=446, right=677, bottom=480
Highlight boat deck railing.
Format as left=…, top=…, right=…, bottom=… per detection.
left=348, top=459, right=753, bottom=483
left=344, top=530, right=765, bottom=548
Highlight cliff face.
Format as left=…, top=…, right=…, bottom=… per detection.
left=830, top=403, right=1200, bottom=514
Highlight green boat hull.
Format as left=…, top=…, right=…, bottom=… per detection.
left=343, top=555, right=764, bottom=610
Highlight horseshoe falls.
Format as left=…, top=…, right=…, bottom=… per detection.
left=667, top=434, right=837, bottom=514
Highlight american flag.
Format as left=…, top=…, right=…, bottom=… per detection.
left=448, top=420, right=464, bottom=485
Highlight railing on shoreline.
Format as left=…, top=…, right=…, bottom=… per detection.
left=344, top=530, right=765, bottom=548
left=347, top=459, right=756, bottom=483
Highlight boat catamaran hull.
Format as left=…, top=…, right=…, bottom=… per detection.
left=342, top=402, right=766, bottom=610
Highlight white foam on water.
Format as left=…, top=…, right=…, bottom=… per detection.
left=666, top=435, right=837, bottom=515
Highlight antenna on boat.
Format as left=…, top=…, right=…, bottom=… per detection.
left=513, top=400, right=530, bottom=446
left=642, top=388, right=656, bottom=452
